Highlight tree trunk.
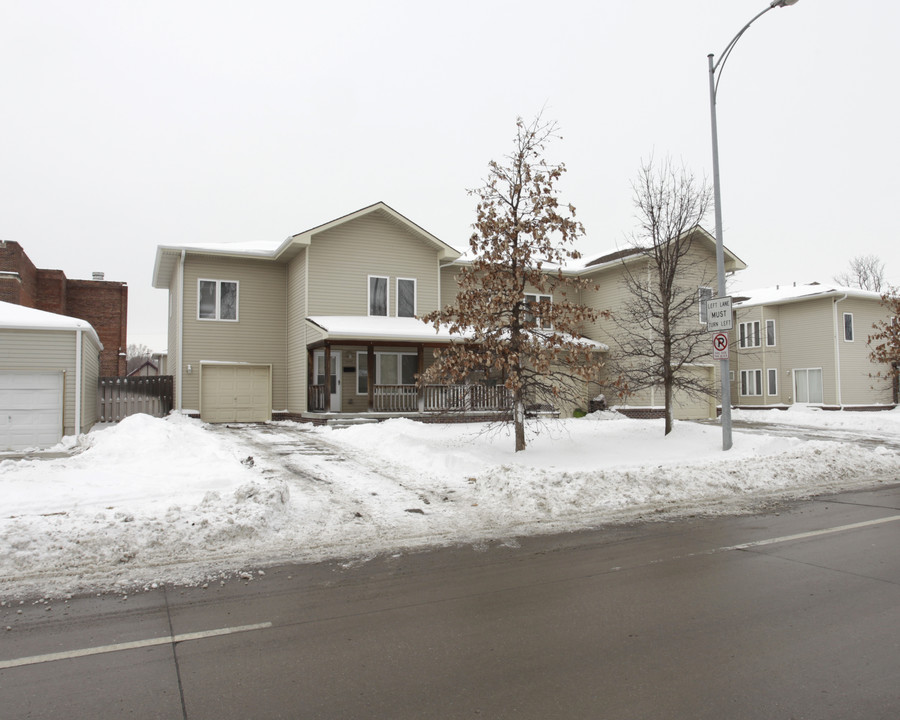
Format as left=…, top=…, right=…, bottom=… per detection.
left=664, top=377, right=674, bottom=435
left=514, top=391, right=526, bottom=452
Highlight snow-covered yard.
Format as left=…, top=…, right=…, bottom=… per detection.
left=2, top=407, right=898, bottom=600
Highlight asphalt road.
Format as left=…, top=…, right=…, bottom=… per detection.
left=2, top=484, right=899, bottom=720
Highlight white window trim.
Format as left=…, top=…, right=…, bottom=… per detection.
left=699, top=287, right=713, bottom=324
left=843, top=312, right=854, bottom=342
left=740, top=369, right=763, bottom=397
left=197, top=279, right=239, bottom=322
left=767, top=368, right=778, bottom=396
left=524, top=293, right=553, bottom=329
left=765, top=319, right=776, bottom=347
left=368, top=275, right=390, bottom=317
left=396, top=277, right=417, bottom=318
left=739, top=320, right=761, bottom=348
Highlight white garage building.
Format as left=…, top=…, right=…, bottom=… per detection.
left=0, top=301, right=103, bottom=451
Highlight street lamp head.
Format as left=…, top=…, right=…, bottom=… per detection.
left=770, top=0, right=799, bottom=7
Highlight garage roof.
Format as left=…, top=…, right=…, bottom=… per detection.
left=0, top=301, right=103, bottom=348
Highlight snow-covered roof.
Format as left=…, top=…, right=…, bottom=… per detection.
left=307, top=316, right=464, bottom=343
left=0, top=301, right=103, bottom=347
left=733, top=283, right=883, bottom=309
left=306, top=315, right=608, bottom=351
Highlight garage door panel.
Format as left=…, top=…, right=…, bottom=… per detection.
left=0, top=372, right=63, bottom=451
left=200, top=365, right=270, bottom=423
left=673, top=368, right=716, bottom=420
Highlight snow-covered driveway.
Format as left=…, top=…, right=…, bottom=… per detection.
left=1, top=409, right=898, bottom=599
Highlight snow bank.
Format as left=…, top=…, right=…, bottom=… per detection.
left=0, top=411, right=897, bottom=600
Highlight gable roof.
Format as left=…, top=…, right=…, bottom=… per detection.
left=733, top=282, right=883, bottom=309
left=575, top=226, right=747, bottom=275
left=152, top=202, right=461, bottom=289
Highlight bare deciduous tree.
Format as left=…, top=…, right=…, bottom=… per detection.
left=421, top=115, right=606, bottom=451
left=834, top=254, right=886, bottom=293
left=604, top=157, right=714, bottom=435
left=126, top=343, right=153, bottom=374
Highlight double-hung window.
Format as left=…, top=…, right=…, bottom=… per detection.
left=740, top=369, right=763, bottom=396
left=843, top=313, right=854, bottom=341
left=699, top=287, right=713, bottom=324
left=765, top=319, right=776, bottom=347
left=767, top=368, right=778, bottom=396
left=524, top=293, right=553, bottom=329
left=739, top=320, right=761, bottom=348
left=368, top=276, right=389, bottom=316
left=397, top=278, right=416, bottom=318
left=198, top=279, right=238, bottom=321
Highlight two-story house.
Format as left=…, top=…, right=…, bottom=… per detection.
left=730, top=283, right=896, bottom=408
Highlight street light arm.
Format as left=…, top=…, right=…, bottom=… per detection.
left=711, top=5, right=774, bottom=97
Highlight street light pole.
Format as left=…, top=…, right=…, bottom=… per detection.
left=708, top=0, right=799, bottom=451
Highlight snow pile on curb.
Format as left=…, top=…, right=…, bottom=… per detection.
left=1, top=411, right=897, bottom=599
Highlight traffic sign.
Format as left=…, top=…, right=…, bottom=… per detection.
left=713, top=332, right=729, bottom=359
left=706, top=296, right=733, bottom=332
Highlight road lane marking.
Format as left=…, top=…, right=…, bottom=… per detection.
left=721, top=514, right=900, bottom=552
left=0, top=621, right=272, bottom=670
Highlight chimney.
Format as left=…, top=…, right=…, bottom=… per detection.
left=92, top=272, right=105, bottom=281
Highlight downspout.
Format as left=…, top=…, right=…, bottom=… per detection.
left=177, top=250, right=185, bottom=413
left=833, top=293, right=848, bottom=407
left=75, top=328, right=83, bottom=436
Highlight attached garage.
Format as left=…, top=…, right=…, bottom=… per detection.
left=673, top=366, right=717, bottom=420
left=0, top=301, right=103, bottom=451
left=199, top=363, right=271, bottom=423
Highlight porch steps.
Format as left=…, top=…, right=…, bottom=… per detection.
left=326, top=417, right=381, bottom=429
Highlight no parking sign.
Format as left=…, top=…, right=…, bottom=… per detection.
left=712, top=332, right=729, bottom=360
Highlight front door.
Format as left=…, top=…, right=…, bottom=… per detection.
left=314, top=351, right=342, bottom=411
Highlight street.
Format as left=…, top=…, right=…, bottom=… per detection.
left=2, top=483, right=899, bottom=719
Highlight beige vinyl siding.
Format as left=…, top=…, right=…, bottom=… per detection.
left=834, top=296, right=893, bottom=404
left=286, top=250, right=307, bottom=413
left=166, top=261, right=181, bottom=405
left=80, top=333, right=101, bottom=430
left=0, top=329, right=77, bottom=435
left=181, top=255, right=287, bottom=413
left=731, top=305, right=784, bottom=406
left=308, top=214, right=440, bottom=317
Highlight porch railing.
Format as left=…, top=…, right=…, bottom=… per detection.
left=374, top=385, right=418, bottom=412
left=309, top=384, right=327, bottom=412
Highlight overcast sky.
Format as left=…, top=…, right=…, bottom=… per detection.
left=3, top=0, right=897, bottom=351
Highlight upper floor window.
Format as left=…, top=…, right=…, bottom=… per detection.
left=739, top=320, right=760, bottom=348
left=843, top=312, right=854, bottom=341
left=369, top=276, right=388, bottom=316
left=699, top=287, right=713, bottom=324
left=524, top=293, right=552, bottom=329
left=397, top=278, right=416, bottom=318
left=766, top=319, right=776, bottom=347
left=198, top=279, right=238, bottom=321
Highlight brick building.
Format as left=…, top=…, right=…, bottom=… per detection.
left=0, top=240, right=127, bottom=376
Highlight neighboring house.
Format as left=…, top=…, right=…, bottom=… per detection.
left=127, top=359, right=160, bottom=377
left=569, top=226, right=746, bottom=420
left=730, top=283, right=896, bottom=408
left=0, top=300, right=103, bottom=450
left=0, top=240, right=128, bottom=376
left=152, top=204, right=742, bottom=422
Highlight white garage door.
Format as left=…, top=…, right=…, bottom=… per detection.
left=0, top=372, right=64, bottom=451
left=200, top=364, right=271, bottom=423
left=673, top=367, right=716, bottom=420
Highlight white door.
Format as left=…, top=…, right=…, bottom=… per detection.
left=0, top=371, right=64, bottom=451
left=793, top=368, right=824, bottom=405
left=314, top=351, right=342, bottom=411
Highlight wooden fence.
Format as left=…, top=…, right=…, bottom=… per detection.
left=98, top=376, right=174, bottom=422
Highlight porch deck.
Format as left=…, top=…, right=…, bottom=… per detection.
left=308, top=383, right=513, bottom=415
